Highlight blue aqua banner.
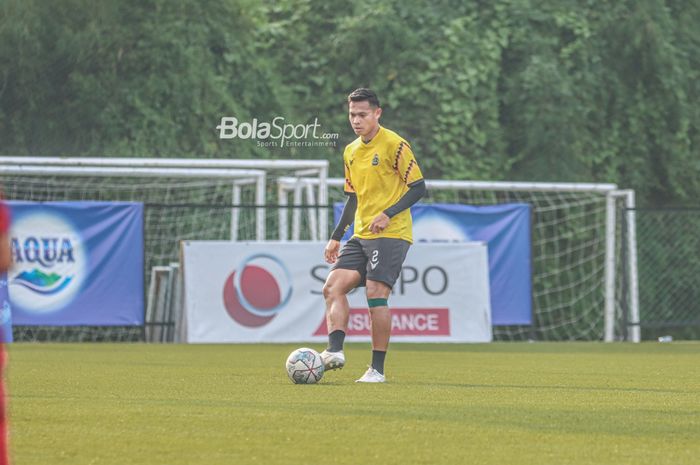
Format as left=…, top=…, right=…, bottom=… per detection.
left=7, top=202, right=144, bottom=326
left=334, top=203, right=532, bottom=325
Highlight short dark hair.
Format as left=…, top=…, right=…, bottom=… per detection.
left=348, top=88, right=380, bottom=108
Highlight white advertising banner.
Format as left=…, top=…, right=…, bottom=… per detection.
left=182, top=241, right=491, bottom=343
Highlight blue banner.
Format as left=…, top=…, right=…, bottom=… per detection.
left=334, top=203, right=532, bottom=325
left=0, top=273, right=12, bottom=342
left=8, top=202, right=144, bottom=326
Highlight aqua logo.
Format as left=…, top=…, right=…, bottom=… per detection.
left=9, top=212, right=86, bottom=313
left=11, top=237, right=75, bottom=267
left=11, top=236, right=76, bottom=295
left=12, top=269, right=73, bottom=295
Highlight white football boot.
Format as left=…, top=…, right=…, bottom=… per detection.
left=355, top=366, right=386, bottom=383
left=319, top=350, right=345, bottom=371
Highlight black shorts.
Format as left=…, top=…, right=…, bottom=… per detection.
left=331, top=237, right=411, bottom=288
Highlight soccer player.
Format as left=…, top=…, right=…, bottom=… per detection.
left=320, top=88, right=426, bottom=383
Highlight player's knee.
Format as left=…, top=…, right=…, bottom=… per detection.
left=322, top=282, right=333, bottom=300
left=366, top=281, right=390, bottom=299
left=322, top=281, right=342, bottom=301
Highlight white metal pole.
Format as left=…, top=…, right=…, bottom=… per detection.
left=276, top=177, right=617, bottom=193
left=0, top=165, right=266, bottom=178
left=318, top=165, right=329, bottom=240
left=0, top=156, right=328, bottom=171
left=625, top=190, right=641, bottom=343
left=231, top=185, right=241, bottom=241
left=305, top=182, right=319, bottom=241
left=604, top=192, right=617, bottom=342
left=278, top=184, right=288, bottom=242
left=255, top=173, right=266, bottom=241
left=292, top=183, right=303, bottom=241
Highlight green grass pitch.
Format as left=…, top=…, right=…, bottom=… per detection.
left=7, top=342, right=700, bottom=465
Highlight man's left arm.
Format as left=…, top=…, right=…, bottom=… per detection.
left=369, top=180, right=426, bottom=234
left=383, top=179, right=426, bottom=218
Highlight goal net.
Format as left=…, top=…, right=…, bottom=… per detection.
left=279, top=178, right=635, bottom=342
left=1, top=157, right=636, bottom=343
left=0, top=158, right=328, bottom=341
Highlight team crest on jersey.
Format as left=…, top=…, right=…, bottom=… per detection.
left=372, top=154, right=379, bottom=166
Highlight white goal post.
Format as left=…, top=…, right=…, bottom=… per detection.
left=0, top=156, right=332, bottom=342
left=278, top=176, right=640, bottom=343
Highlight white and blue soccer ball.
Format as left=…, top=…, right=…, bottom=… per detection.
left=285, top=348, right=324, bottom=384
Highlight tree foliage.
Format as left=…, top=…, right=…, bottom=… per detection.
left=1, top=0, right=698, bottom=205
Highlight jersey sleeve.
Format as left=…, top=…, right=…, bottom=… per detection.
left=343, top=154, right=355, bottom=194
left=393, top=140, right=424, bottom=185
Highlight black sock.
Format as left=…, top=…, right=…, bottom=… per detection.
left=327, top=330, right=345, bottom=352
left=371, top=350, right=386, bottom=374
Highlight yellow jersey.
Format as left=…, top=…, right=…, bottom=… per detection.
left=343, top=126, right=424, bottom=243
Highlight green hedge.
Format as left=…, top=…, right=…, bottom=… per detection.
left=1, top=0, right=698, bottom=206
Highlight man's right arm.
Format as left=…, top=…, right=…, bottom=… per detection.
left=324, top=193, right=357, bottom=264
left=330, top=193, right=357, bottom=241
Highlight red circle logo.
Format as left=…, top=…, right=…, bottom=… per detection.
left=222, top=255, right=292, bottom=327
